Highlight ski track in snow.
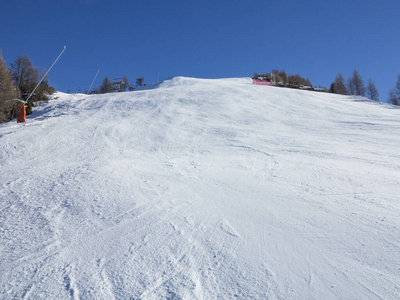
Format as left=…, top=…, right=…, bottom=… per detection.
left=1, top=77, right=400, bottom=299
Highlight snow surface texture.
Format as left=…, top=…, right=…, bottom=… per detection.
left=1, top=77, right=400, bottom=299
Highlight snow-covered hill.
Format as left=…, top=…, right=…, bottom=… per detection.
left=1, top=77, right=399, bottom=299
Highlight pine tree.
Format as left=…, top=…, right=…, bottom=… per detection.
left=366, top=77, right=379, bottom=101
left=0, top=52, right=20, bottom=122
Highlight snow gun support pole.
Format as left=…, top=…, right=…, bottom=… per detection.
left=87, top=69, right=100, bottom=95
left=17, top=46, right=67, bottom=122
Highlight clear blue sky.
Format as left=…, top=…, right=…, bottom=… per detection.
left=1, top=0, right=399, bottom=101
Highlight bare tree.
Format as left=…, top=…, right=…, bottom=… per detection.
left=329, top=82, right=337, bottom=93
left=333, top=72, right=348, bottom=95
left=0, top=52, right=20, bottom=122
left=387, top=74, right=400, bottom=106
left=388, top=88, right=398, bottom=106
left=98, top=76, right=114, bottom=94
left=395, top=73, right=400, bottom=101
left=10, top=54, right=38, bottom=99
left=348, top=68, right=365, bottom=96
left=10, top=55, right=55, bottom=114
left=121, top=74, right=129, bottom=92
left=279, top=69, right=288, bottom=85
left=136, top=77, right=144, bottom=87
left=347, top=75, right=355, bottom=95
left=366, top=77, right=379, bottom=101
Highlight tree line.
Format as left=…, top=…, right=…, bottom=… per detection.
left=0, top=48, right=148, bottom=123
left=330, top=68, right=400, bottom=105
left=92, top=75, right=145, bottom=94
left=330, top=69, right=377, bottom=99
left=255, top=68, right=400, bottom=105
left=3, top=51, right=400, bottom=124
left=0, top=51, right=55, bottom=122
left=254, top=69, right=313, bottom=88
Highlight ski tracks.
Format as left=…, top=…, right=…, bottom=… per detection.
left=135, top=214, right=239, bottom=299
left=142, top=211, right=278, bottom=299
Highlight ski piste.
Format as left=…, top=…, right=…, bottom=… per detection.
left=1, top=77, right=399, bottom=299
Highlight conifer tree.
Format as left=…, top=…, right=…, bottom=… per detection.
left=366, top=77, right=379, bottom=101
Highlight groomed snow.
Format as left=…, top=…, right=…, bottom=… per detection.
left=1, top=77, right=399, bottom=299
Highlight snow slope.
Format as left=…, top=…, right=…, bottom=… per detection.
left=1, top=77, right=400, bottom=299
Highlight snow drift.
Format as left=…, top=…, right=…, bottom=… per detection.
left=1, top=77, right=399, bottom=299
